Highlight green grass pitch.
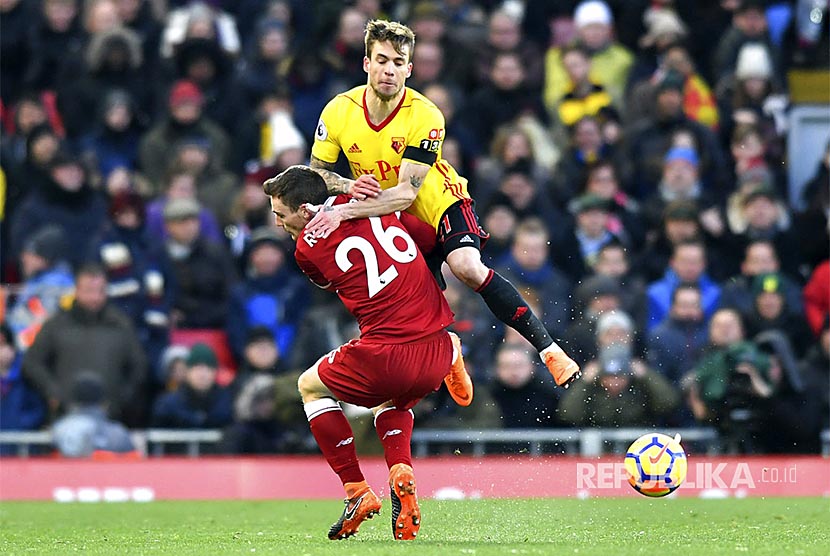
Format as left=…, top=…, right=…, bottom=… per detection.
left=2, top=498, right=828, bottom=555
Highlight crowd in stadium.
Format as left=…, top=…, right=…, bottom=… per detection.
left=0, top=0, right=828, bottom=457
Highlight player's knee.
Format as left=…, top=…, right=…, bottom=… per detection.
left=297, top=369, right=316, bottom=401
left=448, top=255, right=488, bottom=288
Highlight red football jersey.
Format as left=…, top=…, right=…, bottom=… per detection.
left=294, top=195, right=454, bottom=343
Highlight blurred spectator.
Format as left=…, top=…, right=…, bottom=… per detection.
left=489, top=343, right=560, bottom=428
left=559, top=310, right=679, bottom=427
left=160, top=1, right=240, bottom=60
left=151, top=342, right=233, bottom=429
left=173, top=37, right=239, bottom=132
left=745, top=272, right=813, bottom=356
left=461, top=50, right=547, bottom=153
left=225, top=163, right=281, bottom=258
left=226, top=227, right=308, bottom=362
left=422, top=83, right=481, bottom=167
left=90, top=190, right=171, bottom=376
left=713, top=0, right=783, bottom=85
left=543, top=0, right=633, bottom=111
left=481, top=160, right=562, bottom=232
left=57, top=26, right=149, bottom=139
left=23, top=263, right=147, bottom=425
left=754, top=330, right=824, bottom=453
left=0, top=0, right=35, bottom=104
left=10, top=151, right=108, bottom=269
left=646, top=282, right=709, bottom=385
left=716, top=43, right=787, bottom=162
left=798, top=319, right=829, bottom=443
left=555, top=193, right=626, bottom=282
left=720, top=239, right=803, bottom=317
left=554, top=43, right=612, bottom=127
left=0, top=322, right=46, bottom=455
left=221, top=374, right=285, bottom=454
left=116, top=0, right=163, bottom=76
left=794, top=145, right=830, bottom=269
left=161, top=198, right=237, bottom=329
left=138, top=79, right=230, bottom=187
left=23, top=0, right=85, bottom=93
left=580, top=160, right=645, bottom=250
left=168, top=135, right=239, bottom=228
left=728, top=184, right=800, bottom=277
left=562, top=274, right=623, bottom=366
left=52, top=371, right=135, bottom=457
left=145, top=166, right=222, bottom=244
left=479, top=202, right=517, bottom=267
left=78, top=89, right=143, bottom=182
left=288, top=296, right=359, bottom=371
left=803, top=261, right=830, bottom=338
left=626, top=7, right=688, bottom=101
left=157, top=344, right=189, bottom=394
left=228, top=326, right=283, bottom=396
left=321, top=7, right=368, bottom=91
left=646, top=240, right=721, bottom=331
left=593, top=241, right=649, bottom=327
left=494, top=218, right=572, bottom=340
left=477, top=8, right=544, bottom=91
left=0, top=94, right=49, bottom=176
left=624, top=69, right=728, bottom=199
left=551, top=116, right=615, bottom=204
left=237, top=19, right=292, bottom=108
left=6, top=226, right=74, bottom=349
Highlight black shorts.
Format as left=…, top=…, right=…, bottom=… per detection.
left=437, top=198, right=490, bottom=255
left=424, top=199, right=490, bottom=289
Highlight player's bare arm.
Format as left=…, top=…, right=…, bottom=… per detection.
left=305, top=160, right=429, bottom=239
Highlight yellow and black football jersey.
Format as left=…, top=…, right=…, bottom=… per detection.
left=312, top=85, right=469, bottom=231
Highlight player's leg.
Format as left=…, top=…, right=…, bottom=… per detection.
left=372, top=402, right=420, bottom=540
left=440, top=200, right=580, bottom=387
left=298, top=361, right=380, bottom=539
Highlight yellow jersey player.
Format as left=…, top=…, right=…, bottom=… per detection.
left=305, top=19, right=580, bottom=389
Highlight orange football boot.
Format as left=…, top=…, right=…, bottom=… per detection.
left=444, top=332, right=473, bottom=406
left=541, top=345, right=581, bottom=388
left=388, top=463, right=420, bottom=540
left=327, top=481, right=381, bottom=540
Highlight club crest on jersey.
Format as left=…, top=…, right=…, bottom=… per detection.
left=391, top=137, right=405, bottom=154
left=315, top=119, right=328, bottom=141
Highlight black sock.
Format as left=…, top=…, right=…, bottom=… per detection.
left=476, top=270, right=552, bottom=352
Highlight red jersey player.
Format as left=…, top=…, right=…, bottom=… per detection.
left=264, top=165, right=472, bottom=542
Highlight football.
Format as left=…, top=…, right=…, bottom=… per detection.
left=624, top=433, right=687, bottom=497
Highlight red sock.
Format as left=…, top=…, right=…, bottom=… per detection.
left=305, top=399, right=364, bottom=485
left=374, top=407, right=413, bottom=469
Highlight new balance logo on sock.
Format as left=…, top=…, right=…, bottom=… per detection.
left=348, top=143, right=361, bottom=153
left=459, top=235, right=474, bottom=244
left=382, top=429, right=402, bottom=440
left=336, top=437, right=354, bottom=447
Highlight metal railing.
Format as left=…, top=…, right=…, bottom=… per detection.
left=411, top=427, right=723, bottom=457
left=0, top=429, right=223, bottom=458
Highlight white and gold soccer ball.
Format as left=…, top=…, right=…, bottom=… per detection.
left=624, top=433, right=687, bottom=497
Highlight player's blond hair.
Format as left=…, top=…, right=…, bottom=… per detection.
left=365, top=19, right=416, bottom=61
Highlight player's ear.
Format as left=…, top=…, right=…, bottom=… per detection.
left=363, top=56, right=370, bottom=74
left=406, top=62, right=412, bottom=78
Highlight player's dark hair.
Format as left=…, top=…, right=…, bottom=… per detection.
left=365, top=19, right=416, bottom=61
left=263, top=165, right=328, bottom=211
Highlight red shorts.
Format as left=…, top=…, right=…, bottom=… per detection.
left=316, top=330, right=452, bottom=410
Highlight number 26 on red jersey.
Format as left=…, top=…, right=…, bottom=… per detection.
left=335, top=216, right=417, bottom=297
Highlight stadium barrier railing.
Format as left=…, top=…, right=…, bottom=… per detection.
left=2, top=428, right=828, bottom=458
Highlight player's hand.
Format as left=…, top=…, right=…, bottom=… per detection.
left=350, top=174, right=381, bottom=200
left=305, top=205, right=343, bottom=239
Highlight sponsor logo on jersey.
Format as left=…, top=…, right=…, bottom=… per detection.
left=348, top=143, right=362, bottom=153
left=336, top=437, right=354, bottom=448
left=459, top=235, right=474, bottom=244
left=428, top=128, right=444, bottom=140
left=315, top=119, right=328, bottom=141
left=391, top=137, right=405, bottom=154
